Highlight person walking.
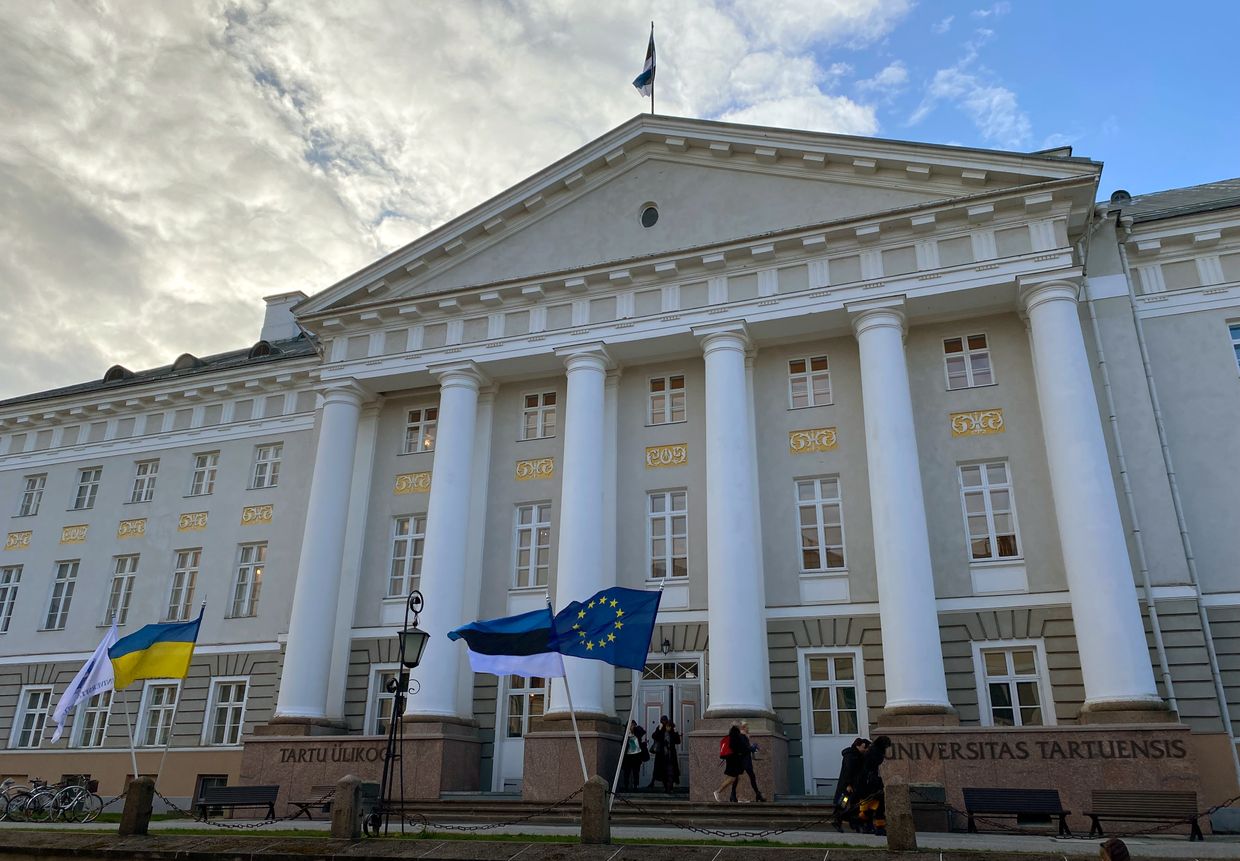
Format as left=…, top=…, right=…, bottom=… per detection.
left=713, top=724, right=747, bottom=802
left=648, top=715, right=681, bottom=793
left=728, top=720, right=766, bottom=802
left=620, top=719, right=647, bottom=791
left=856, top=735, right=892, bottom=836
left=831, top=737, right=870, bottom=831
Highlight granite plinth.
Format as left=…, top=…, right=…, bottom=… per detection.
left=255, top=716, right=349, bottom=736
left=687, top=715, right=788, bottom=802
left=522, top=715, right=623, bottom=802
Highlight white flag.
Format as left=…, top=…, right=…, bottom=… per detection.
left=49, top=620, right=118, bottom=744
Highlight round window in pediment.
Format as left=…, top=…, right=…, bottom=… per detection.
left=640, top=204, right=659, bottom=228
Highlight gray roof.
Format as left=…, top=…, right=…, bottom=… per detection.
left=0, top=334, right=319, bottom=410
left=1112, top=177, right=1240, bottom=223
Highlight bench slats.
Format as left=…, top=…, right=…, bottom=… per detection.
left=1086, top=790, right=1203, bottom=841
left=198, top=785, right=279, bottom=820
left=962, top=787, right=1071, bottom=837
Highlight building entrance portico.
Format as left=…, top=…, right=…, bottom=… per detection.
left=636, top=657, right=702, bottom=789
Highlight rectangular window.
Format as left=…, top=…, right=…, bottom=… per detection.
left=11, top=687, right=52, bottom=748
left=140, top=683, right=179, bottom=746
left=806, top=654, right=859, bottom=736
left=368, top=667, right=399, bottom=735
left=0, top=566, right=20, bottom=634
left=105, top=555, right=138, bottom=626
left=230, top=544, right=265, bottom=618
left=205, top=680, right=247, bottom=745
left=45, top=560, right=78, bottom=630
left=513, top=503, right=552, bottom=588
left=129, top=460, right=159, bottom=504
left=648, top=375, right=686, bottom=425
left=795, top=477, right=847, bottom=572
left=788, top=356, right=832, bottom=408
left=648, top=490, right=688, bottom=579
left=1230, top=323, right=1240, bottom=371
left=943, top=334, right=994, bottom=389
left=73, top=691, right=112, bottom=748
left=388, top=515, right=427, bottom=598
left=505, top=676, right=547, bottom=738
left=17, top=474, right=45, bottom=517
left=189, top=452, right=219, bottom=496
left=403, top=407, right=438, bottom=454
left=251, top=443, right=282, bottom=489
left=979, top=646, right=1046, bottom=727
left=72, top=467, right=102, bottom=510
left=959, top=462, right=1021, bottom=561
left=521, top=392, right=557, bottom=440
left=167, top=549, right=200, bottom=622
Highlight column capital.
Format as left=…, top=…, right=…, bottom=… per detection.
left=320, top=379, right=370, bottom=408
left=604, top=367, right=624, bottom=388
left=555, top=342, right=612, bottom=373
left=847, top=296, right=906, bottom=338
left=1019, top=276, right=1082, bottom=315
left=428, top=360, right=490, bottom=390
left=693, top=320, right=750, bottom=354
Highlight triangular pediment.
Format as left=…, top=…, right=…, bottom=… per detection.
left=299, top=116, right=1099, bottom=316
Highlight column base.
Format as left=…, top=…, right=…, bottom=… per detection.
left=400, top=716, right=484, bottom=799
left=522, top=715, right=623, bottom=802
left=876, top=705, right=961, bottom=728
left=687, top=715, right=788, bottom=802
left=255, top=716, right=349, bottom=736
left=1077, top=698, right=1175, bottom=725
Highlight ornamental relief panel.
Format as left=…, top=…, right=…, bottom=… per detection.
left=178, top=512, right=209, bottom=532
left=117, top=519, right=146, bottom=539
left=789, top=427, right=838, bottom=454
left=242, top=504, right=274, bottom=526
left=394, top=472, right=432, bottom=495
left=4, top=531, right=31, bottom=552
left=60, top=525, right=88, bottom=545
left=950, top=408, right=1005, bottom=437
left=515, top=457, right=554, bottom=481
left=645, top=443, right=688, bottom=469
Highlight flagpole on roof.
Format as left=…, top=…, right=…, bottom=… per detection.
left=650, top=21, right=655, bottom=115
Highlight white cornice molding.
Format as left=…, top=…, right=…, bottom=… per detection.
left=1133, top=280, right=1240, bottom=319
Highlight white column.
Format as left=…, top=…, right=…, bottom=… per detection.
left=275, top=380, right=367, bottom=722
left=695, top=322, right=772, bottom=716
left=456, top=386, right=496, bottom=717
left=547, top=344, right=611, bottom=717
left=1021, top=278, right=1161, bottom=710
left=849, top=299, right=952, bottom=714
left=407, top=362, right=488, bottom=720
left=601, top=369, right=621, bottom=717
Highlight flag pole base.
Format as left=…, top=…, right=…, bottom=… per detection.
left=521, top=715, right=623, bottom=802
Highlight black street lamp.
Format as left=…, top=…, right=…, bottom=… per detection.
left=371, top=590, right=425, bottom=836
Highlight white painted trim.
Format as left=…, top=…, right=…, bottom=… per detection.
left=362, top=663, right=400, bottom=737
left=8, top=684, right=53, bottom=749
left=797, top=645, right=869, bottom=796
left=1134, top=281, right=1240, bottom=319
left=200, top=675, right=250, bottom=747
left=136, top=679, right=182, bottom=748
left=971, top=638, right=1057, bottom=728
left=0, top=640, right=281, bottom=666
left=1201, top=592, right=1240, bottom=608
left=70, top=688, right=113, bottom=749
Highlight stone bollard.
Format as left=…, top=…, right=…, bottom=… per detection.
left=118, top=777, right=155, bottom=837
left=331, top=774, right=363, bottom=840
left=884, top=780, right=918, bottom=852
left=580, top=775, right=610, bottom=845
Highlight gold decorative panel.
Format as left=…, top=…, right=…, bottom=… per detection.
left=4, top=531, right=31, bottom=552
left=789, top=427, right=839, bottom=454
left=394, top=472, right=432, bottom=495
left=515, top=457, right=554, bottom=481
left=178, top=512, right=209, bottom=532
left=117, top=519, right=146, bottom=539
left=950, top=408, right=1005, bottom=437
left=242, top=504, right=274, bottom=526
left=645, top=443, right=688, bottom=469
left=60, top=525, right=88, bottom=545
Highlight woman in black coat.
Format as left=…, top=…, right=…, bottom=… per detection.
left=831, top=737, right=869, bottom=829
left=648, top=715, right=681, bottom=792
left=857, top=735, right=892, bottom=835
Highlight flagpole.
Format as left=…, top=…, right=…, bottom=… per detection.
left=560, top=669, right=590, bottom=784
left=156, top=601, right=204, bottom=785
left=121, top=687, right=140, bottom=783
left=608, top=669, right=640, bottom=812
left=650, top=21, right=655, bottom=115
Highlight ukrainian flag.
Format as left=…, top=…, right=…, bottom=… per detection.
left=109, top=609, right=203, bottom=690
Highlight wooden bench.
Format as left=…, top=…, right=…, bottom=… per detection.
left=1086, top=790, right=1203, bottom=841
left=197, top=785, right=278, bottom=820
left=288, top=785, right=336, bottom=821
left=962, top=787, right=1072, bottom=836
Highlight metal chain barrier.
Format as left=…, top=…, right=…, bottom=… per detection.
left=152, top=788, right=336, bottom=830
left=407, top=786, right=584, bottom=834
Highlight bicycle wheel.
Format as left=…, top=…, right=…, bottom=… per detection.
left=6, top=791, right=32, bottom=823
left=0, top=793, right=9, bottom=822
left=24, top=789, right=54, bottom=822
left=54, top=785, right=88, bottom=822
left=81, top=793, right=103, bottom=824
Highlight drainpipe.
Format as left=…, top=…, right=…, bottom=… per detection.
left=1112, top=214, right=1240, bottom=786
left=1075, top=215, right=1178, bottom=718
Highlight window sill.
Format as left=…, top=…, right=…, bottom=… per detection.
left=946, top=381, right=999, bottom=392
left=124, top=500, right=151, bottom=506
left=969, top=557, right=1025, bottom=567
left=508, top=586, right=549, bottom=594
left=397, top=450, right=435, bottom=457
left=247, top=485, right=279, bottom=492
left=787, top=403, right=833, bottom=411
left=799, top=569, right=849, bottom=578
left=184, top=493, right=214, bottom=499
left=644, top=420, right=688, bottom=428
left=66, top=507, right=94, bottom=513
left=516, top=435, right=556, bottom=443
left=11, top=513, right=37, bottom=519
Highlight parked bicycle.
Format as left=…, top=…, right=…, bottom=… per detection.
left=0, top=776, right=103, bottom=823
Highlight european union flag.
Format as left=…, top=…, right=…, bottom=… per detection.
left=552, top=587, right=661, bottom=670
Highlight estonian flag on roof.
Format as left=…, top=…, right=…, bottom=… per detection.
left=632, top=28, right=655, bottom=97
left=448, top=607, right=566, bottom=678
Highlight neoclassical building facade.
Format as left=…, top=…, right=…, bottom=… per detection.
left=1, top=117, right=1237, bottom=803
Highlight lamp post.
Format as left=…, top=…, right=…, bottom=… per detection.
left=372, top=590, right=428, bottom=836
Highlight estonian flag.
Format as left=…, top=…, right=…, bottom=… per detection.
left=109, top=608, right=203, bottom=690
left=448, top=607, right=566, bottom=678
left=632, top=29, right=655, bottom=96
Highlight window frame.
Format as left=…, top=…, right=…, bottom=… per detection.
left=188, top=451, right=219, bottom=497
left=388, top=514, right=427, bottom=599
left=364, top=664, right=401, bottom=736
left=250, top=443, right=283, bottom=490
left=137, top=681, right=181, bottom=747
left=402, top=406, right=439, bottom=454
left=794, top=476, right=848, bottom=574
left=0, top=565, right=21, bottom=634
left=646, top=489, right=689, bottom=581
left=166, top=549, right=201, bottom=622
left=971, top=639, right=1056, bottom=728
left=71, top=467, right=102, bottom=511
left=44, top=559, right=79, bottom=631
left=798, top=646, right=868, bottom=738
left=129, top=459, right=159, bottom=504
left=647, top=374, right=687, bottom=426
left=229, top=543, right=266, bottom=618
left=957, top=460, right=1022, bottom=563
left=9, top=685, right=54, bottom=749
left=17, top=474, right=45, bottom=517
left=71, top=690, right=113, bottom=748
left=1229, top=321, right=1240, bottom=373
left=942, top=332, right=995, bottom=390
left=501, top=675, right=548, bottom=739
left=787, top=355, right=833, bottom=409
left=201, top=677, right=248, bottom=746
left=520, top=391, right=558, bottom=440
left=104, top=555, right=139, bottom=626
left=511, top=502, right=552, bottom=590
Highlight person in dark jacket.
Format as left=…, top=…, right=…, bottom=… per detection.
left=831, top=737, right=870, bottom=831
left=713, top=724, right=747, bottom=802
left=728, top=720, right=766, bottom=802
left=620, top=719, right=647, bottom=791
left=857, top=735, right=892, bottom=835
left=648, top=715, right=681, bottom=792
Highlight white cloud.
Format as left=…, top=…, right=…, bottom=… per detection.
left=971, top=2, right=1011, bottom=18
left=0, top=0, right=914, bottom=398
left=933, top=16, right=954, bottom=34
left=910, top=65, right=1032, bottom=149
left=857, top=61, right=909, bottom=93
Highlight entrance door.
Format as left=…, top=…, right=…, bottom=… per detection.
left=493, top=676, right=546, bottom=792
left=636, top=658, right=701, bottom=788
left=800, top=650, right=868, bottom=797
